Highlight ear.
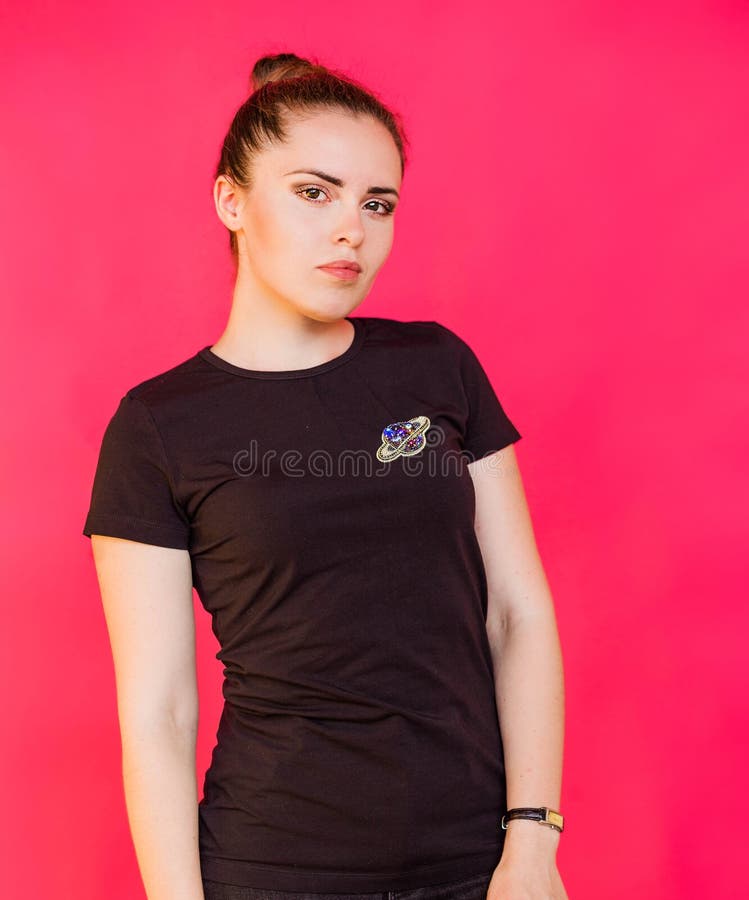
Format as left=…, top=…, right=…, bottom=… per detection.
left=213, top=175, right=244, bottom=233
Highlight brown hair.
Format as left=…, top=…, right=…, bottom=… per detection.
left=214, top=52, right=410, bottom=261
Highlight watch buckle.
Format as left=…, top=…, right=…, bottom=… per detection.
left=541, top=807, right=564, bottom=831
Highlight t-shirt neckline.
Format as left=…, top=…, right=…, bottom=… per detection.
left=197, top=316, right=367, bottom=380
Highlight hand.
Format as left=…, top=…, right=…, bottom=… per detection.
left=486, top=856, right=569, bottom=900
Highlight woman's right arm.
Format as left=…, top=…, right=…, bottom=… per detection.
left=90, top=534, right=204, bottom=900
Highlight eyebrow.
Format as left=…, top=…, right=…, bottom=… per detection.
left=283, top=168, right=400, bottom=200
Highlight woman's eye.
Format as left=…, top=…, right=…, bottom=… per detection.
left=364, top=199, right=395, bottom=216
left=298, top=186, right=327, bottom=202
left=295, top=186, right=394, bottom=217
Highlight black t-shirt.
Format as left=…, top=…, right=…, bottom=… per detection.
left=82, top=316, right=522, bottom=892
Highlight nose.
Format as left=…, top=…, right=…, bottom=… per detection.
left=331, top=200, right=365, bottom=246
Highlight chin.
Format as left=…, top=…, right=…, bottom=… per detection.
left=295, top=301, right=359, bottom=324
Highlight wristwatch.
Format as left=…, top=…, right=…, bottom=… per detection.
left=500, top=807, right=565, bottom=833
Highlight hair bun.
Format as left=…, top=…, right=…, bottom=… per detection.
left=250, top=53, right=325, bottom=92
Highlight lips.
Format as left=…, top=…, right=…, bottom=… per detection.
left=318, top=259, right=361, bottom=272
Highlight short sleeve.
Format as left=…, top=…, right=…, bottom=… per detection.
left=82, top=392, right=191, bottom=549
left=433, top=321, right=522, bottom=460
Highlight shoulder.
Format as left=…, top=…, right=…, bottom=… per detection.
left=360, top=316, right=463, bottom=356
left=120, top=350, right=208, bottom=415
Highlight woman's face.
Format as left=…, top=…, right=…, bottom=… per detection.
left=216, top=109, right=402, bottom=322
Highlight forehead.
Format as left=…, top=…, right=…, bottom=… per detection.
left=262, top=110, right=402, bottom=185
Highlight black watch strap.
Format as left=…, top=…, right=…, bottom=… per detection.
left=500, top=806, right=564, bottom=833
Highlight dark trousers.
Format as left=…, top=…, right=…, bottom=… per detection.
left=202, top=868, right=495, bottom=900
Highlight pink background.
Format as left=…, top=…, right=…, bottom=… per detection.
left=2, top=1, right=747, bottom=897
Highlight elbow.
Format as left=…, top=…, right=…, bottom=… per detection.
left=485, top=586, right=558, bottom=652
left=118, top=694, right=199, bottom=742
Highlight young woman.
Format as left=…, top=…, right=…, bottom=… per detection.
left=83, top=53, right=568, bottom=900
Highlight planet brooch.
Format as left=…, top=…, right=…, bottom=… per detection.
left=375, top=415, right=431, bottom=463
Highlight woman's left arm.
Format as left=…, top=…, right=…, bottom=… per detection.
left=468, top=445, right=569, bottom=900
